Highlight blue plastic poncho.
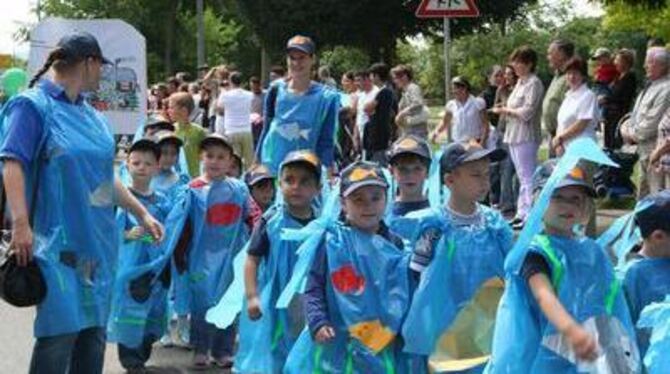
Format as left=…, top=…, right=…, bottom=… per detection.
left=258, top=81, right=340, bottom=174
left=401, top=205, right=513, bottom=372
left=1, top=86, right=117, bottom=338
left=638, top=295, right=670, bottom=374
left=623, top=258, right=670, bottom=356
left=485, top=138, right=640, bottom=373
left=284, top=222, right=412, bottom=373
left=181, top=177, right=249, bottom=314
left=107, top=191, right=175, bottom=347
left=208, top=206, right=308, bottom=373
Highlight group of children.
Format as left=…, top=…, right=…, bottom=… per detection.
left=109, top=101, right=670, bottom=373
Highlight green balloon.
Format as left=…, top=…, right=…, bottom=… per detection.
left=2, top=68, right=28, bottom=97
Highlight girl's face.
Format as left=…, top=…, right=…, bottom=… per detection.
left=159, top=143, right=179, bottom=171
left=543, top=186, right=590, bottom=236
left=452, top=84, right=468, bottom=101
left=201, top=145, right=232, bottom=180
left=391, top=158, right=428, bottom=197
left=127, top=150, right=159, bottom=185
left=251, top=179, right=276, bottom=210
left=226, top=157, right=242, bottom=178
left=341, top=75, right=354, bottom=93
left=343, top=186, right=387, bottom=234
left=566, top=69, right=584, bottom=90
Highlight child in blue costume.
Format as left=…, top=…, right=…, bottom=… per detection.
left=285, top=161, right=411, bottom=373
left=227, top=150, right=243, bottom=179
left=174, top=133, right=250, bottom=368
left=108, top=138, right=172, bottom=372
left=151, top=130, right=189, bottom=200
left=385, top=135, right=432, bottom=247
left=485, top=160, right=640, bottom=373
left=235, top=150, right=322, bottom=373
left=402, top=141, right=511, bottom=373
left=256, top=35, right=340, bottom=175
left=244, top=163, right=276, bottom=227
left=623, top=190, right=670, bottom=357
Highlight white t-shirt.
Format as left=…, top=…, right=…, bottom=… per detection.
left=215, top=88, right=253, bottom=135
left=445, top=95, right=486, bottom=143
left=557, top=84, right=598, bottom=147
left=355, top=86, right=380, bottom=140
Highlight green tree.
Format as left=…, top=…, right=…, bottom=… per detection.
left=601, top=2, right=670, bottom=42
left=320, top=46, right=370, bottom=81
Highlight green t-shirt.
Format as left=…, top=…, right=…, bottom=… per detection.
left=174, top=122, right=207, bottom=177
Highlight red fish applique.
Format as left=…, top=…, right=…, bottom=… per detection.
left=331, top=264, right=365, bottom=295
left=189, top=178, right=208, bottom=189
left=207, top=203, right=242, bottom=225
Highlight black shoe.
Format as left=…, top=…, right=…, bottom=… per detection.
left=508, top=216, right=523, bottom=225
left=512, top=220, right=525, bottom=230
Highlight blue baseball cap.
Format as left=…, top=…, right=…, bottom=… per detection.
left=244, top=164, right=274, bottom=187
left=340, top=161, right=388, bottom=197
left=635, top=190, right=670, bottom=238
left=199, top=133, right=233, bottom=151
left=286, top=35, right=315, bottom=55
left=280, top=150, right=322, bottom=180
left=57, top=31, right=111, bottom=64
left=440, top=141, right=506, bottom=175
left=128, top=137, right=160, bottom=159
left=388, top=135, right=432, bottom=165
left=532, top=159, right=596, bottom=197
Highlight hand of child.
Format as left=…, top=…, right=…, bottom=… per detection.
left=566, top=324, right=598, bottom=361
left=315, top=325, right=336, bottom=343
left=125, top=226, right=145, bottom=241
left=247, top=296, right=262, bottom=321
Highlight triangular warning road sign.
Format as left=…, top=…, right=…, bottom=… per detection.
left=416, top=0, right=480, bottom=18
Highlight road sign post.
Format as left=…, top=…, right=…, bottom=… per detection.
left=416, top=0, right=480, bottom=103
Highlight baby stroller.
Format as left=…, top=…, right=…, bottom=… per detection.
left=594, top=149, right=638, bottom=198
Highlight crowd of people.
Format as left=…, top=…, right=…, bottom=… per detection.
left=1, top=30, right=670, bottom=374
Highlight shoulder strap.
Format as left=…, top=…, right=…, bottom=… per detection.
left=533, top=235, right=564, bottom=291
left=266, top=83, right=280, bottom=125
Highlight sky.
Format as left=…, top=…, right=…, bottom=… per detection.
left=0, top=0, right=604, bottom=60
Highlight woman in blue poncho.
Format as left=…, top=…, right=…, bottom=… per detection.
left=0, top=32, right=163, bottom=373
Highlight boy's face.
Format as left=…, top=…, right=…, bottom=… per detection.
left=645, top=229, right=670, bottom=253
left=159, top=143, right=179, bottom=171
left=251, top=179, right=276, bottom=210
left=391, top=156, right=428, bottom=197
left=225, top=157, right=242, bottom=178
left=280, top=165, right=319, bottom=211
left=127, top=150, right=159, bottom=185
left=343, top=185, right=386, bottom=233
left=444, top=159, right=491, bottom=204
left=167, top=98, right=188, bottom=123
left=543, top=185, right=589, bottom=235
left=201, top=145, right=232, bottom=180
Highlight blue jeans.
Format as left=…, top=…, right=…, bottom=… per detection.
left=29, top=327, right=106, bottom=374
left=190, top=310, right=236, bottom=358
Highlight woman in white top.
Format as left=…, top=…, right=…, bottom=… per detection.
left=552, top=56, right=599, bottom=156
left=431, top=76, right=488, bottom=145
left=216, top=71, right=254, bottom=168
left=491, top=46, right=544, bottom=229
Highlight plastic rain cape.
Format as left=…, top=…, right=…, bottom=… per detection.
left=1, top=87, right=118, bottom=337
left=637, top=295, right=670, bottom=374
left=206, top=206, right=314, bottom=374
left=107, top=192, right=178, bottom=348
left=401, top=204, right=513, bottom=373
left=284, top=222, right=411, bottom=374
left=484, top=138, right=641, bottom=374
left=171, top=177, right=249, bottom=314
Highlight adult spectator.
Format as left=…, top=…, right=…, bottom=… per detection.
left=249, top=76, right=265, bottom=147
left=492, top=65, right=519, bottom=216
left=431, top=76, right=488, bottom=145
left=492, top=46, right=544, bottom=230
left=269, top=65, right=286, bottom=85
left=318, top=65, right=337, bottom=88
left=542, top=39, right=574, bottom=157
left=600, top=49, right=637, bottom=149
left=621, top=47, right=670, bottom=196
left=256, top=35, right=340, bottom=176
left=392, top=64, right=430, bottom=139
left=481, top=65, right=504, bottom=128
left=352, top=69, right=379, bottom=157
left=363, top=62, right=397, bottom=165
left=336, top=71, right=357, bottom=167
left=590, top=48, right=618, bottom=86
left=216, top=71, right=254, bottom=168
left=0, top=32, right=163, bottom=374
left=650, top=106, right=670, bottom=186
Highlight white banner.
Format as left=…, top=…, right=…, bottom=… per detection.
left=28, top=18, right=147, bottom=134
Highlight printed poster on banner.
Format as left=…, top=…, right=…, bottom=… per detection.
left=28, top=18, right=147, bottom=135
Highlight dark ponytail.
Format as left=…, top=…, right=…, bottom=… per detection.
left=28, top=48, right=68, bottom=88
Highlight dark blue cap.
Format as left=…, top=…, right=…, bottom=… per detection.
left=635, top=190, right=670, bottom=238
left=388, top=135, right=432, bottom=165
left=244, top=164, right=274, bottom=186
left=145, top=113, right=174, bottom=132
left=286, top=35, right=315, bottom=55
left=280, top=150, right=322, bottom=180
left=532, top=159, right=596, bottom=197
left=340, top=161, right=388, bottom=197
left=57, top=31, right=110, bottom=64
left=199, top=133, right=233, bottom=151
left=153, top=130, right=182, bottom=147
left=128, top=137, right=160, bottom=159
left=440, top=141, right=506, bottom=175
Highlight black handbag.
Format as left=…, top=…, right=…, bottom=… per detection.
left=0, top=165, right=47, bottom=307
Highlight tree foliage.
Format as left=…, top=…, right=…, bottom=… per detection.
left=601, top=2, right=670, bottom=42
